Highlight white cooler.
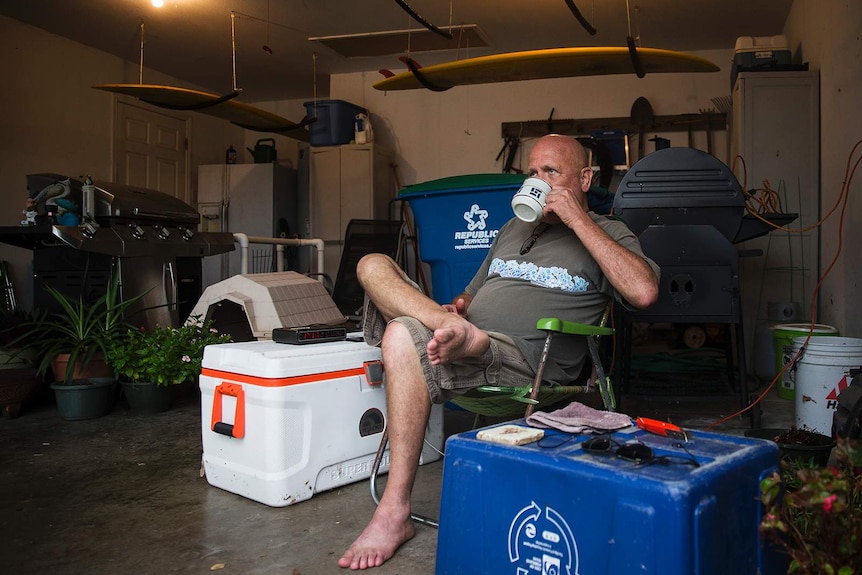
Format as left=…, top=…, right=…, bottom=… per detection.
left=200, top=338, right=444, bottom=507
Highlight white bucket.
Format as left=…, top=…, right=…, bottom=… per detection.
left=793, top=336, right=862, bottom=435
left=775, top=323, right=839, bottom=399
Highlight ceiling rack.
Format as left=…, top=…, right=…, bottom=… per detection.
left=501, top=112, right=727, bottom=139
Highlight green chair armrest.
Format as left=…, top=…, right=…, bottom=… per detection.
left=536, top=317, right=614, bottom=337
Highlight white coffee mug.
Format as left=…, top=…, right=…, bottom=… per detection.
left=511, top=177, right=552, bottom=222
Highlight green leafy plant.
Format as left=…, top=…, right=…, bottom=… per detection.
left=106, top=316, right=231, bottom=386
left=13, top=275, right=146, bottom=382
left=760, top=438, right=862, bottom=574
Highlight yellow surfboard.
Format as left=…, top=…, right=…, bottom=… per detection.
left=374, top=47, right=720, bottom=91
left=93, top=84, right=310, bottom=141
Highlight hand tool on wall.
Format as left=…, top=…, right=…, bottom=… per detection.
left=630, top=96, right=653, bottom=161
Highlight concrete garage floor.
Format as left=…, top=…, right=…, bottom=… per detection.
left=0, top=381, right=794, bottom=575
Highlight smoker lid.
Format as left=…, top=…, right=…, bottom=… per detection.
left=612, top=147, right=745, bottom=241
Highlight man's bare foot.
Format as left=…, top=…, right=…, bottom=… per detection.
left=338, top=507, right=415, bottom=570
left=427, top=317, right=490, bottom=365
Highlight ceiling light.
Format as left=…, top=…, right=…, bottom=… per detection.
left=152, top=0, right=164, bottom=7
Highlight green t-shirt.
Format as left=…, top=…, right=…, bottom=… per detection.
left=464, top=214, right=658, bottom=385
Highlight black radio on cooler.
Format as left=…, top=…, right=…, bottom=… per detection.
left=272, top=326, right=347, bottom=345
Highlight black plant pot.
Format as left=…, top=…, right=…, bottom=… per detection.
left=745, top=427, right=836, bottom=466
left=121, top=381, right=173, bottom=414
left=51, top=377, right=117, bottom=421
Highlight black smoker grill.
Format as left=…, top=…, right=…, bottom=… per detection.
left=612, top=148, right=796, bottom=422
left=0, top=174, right=235, bottom=328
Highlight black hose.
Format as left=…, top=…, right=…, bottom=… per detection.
left=563, top=0, right=597, bottom=35
left=403, top=57, right=451, bottom=92
left=394, top=0, right=453, bottom=40
left=627, top=36, right=645, bottom=78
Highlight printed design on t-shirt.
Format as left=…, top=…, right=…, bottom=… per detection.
left=489, top=258, right=589, bottom=292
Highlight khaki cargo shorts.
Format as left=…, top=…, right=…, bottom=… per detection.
left=362, top=295, right=535, bottom=404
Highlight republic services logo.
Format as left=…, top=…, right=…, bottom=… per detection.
left=463, top=204, right=489, bottom=231
left=454, top=203, right=498, bottom=250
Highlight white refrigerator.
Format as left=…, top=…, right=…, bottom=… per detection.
left=198, top=163, right=299, bottom=289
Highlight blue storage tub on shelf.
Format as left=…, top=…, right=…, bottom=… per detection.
left=303, top=99, right=366, bottom=146
left=436, top=423, right=782, bottom=575
left=399, top=174, right=526, bottom=305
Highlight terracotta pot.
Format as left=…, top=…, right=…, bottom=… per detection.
left=50, top=353, right=114, bottom=383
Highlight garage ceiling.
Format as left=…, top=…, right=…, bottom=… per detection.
left=0, top=0, right=794, bottom=101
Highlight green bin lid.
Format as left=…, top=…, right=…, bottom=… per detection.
left=398, top=173, right=526, bottom=197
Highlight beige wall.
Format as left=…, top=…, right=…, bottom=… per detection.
left=784, top=0, right=862, bottom=338
left=0, top=16, right=298, bottom=308
left=328, top=50, right=732, bottom=186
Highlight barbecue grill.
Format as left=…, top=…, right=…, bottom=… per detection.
left=612, top=147, right=796, bottom=422
left=0, top=174, right=235, bottom=328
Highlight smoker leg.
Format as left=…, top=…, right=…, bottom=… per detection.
left=613, top=312, right=632, bottom=410
left=733, top=322, right=759, bottom=428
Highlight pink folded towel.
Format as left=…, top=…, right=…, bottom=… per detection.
left=526, top=402, right=633, bottom=434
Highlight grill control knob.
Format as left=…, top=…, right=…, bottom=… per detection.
left=158, top=226, right=172, bottom=240
left=81, top=222, right=98, bottom=239
left=131, top=224, right=145, bottom=240
left=180, top=227, right=194, bottom=241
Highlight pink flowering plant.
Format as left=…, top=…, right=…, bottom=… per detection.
left=759, top=438, right=862, bottom=574
left=106, top=316, right=231, bottom=386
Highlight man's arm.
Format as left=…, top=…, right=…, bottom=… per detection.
left=544, top=188, right=659, bottom=310
left=569, top=214, right=659, bottom=309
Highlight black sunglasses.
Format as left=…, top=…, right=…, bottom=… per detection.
left=519, top=222, right=550, bottom=255
left=581, top=436, right=700, bottom=467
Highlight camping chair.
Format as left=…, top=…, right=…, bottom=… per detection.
left=368, top=310, right=615, bottom=528
left=330, top=219, right=405, bottom=319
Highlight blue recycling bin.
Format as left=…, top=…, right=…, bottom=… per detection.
left=436, top=423, right=782, bottom=575
left=399, top=174, right=525, bottom=304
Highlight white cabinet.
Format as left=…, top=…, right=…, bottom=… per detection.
left=307, top=144, right=395, bottom=281
left=731, top=71, right=820, bottom=365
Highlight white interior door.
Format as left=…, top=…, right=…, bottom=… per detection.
left=114, top=100, right=189, bottom=202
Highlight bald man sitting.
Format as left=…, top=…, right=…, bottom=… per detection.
left=339, top=134, right=660, bottom=570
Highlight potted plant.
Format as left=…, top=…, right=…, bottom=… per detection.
left=746, top=427, right=837, bottom=467
left=759, top=438, right=862, bottom=574
left=106, top=316, right=231, bottom=413
left=16, top=274, right=146, bottom=420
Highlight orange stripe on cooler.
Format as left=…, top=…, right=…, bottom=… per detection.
left=201, top=366, right=367, bottom=387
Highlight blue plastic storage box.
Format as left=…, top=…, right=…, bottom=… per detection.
left=303, top=100, right=367, bottom=146
left=436, top=423, right=782, bottom=575
left=399, top=174, right=525, bottom=304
